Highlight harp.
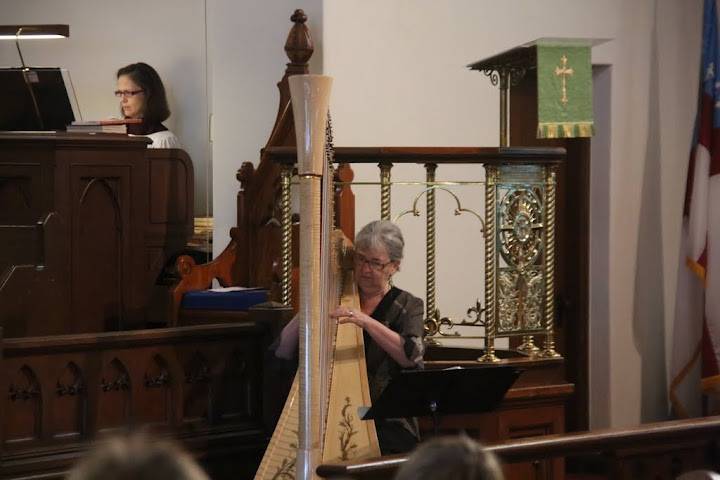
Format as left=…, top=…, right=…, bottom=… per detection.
left=254, top=76, right=381, bottom=480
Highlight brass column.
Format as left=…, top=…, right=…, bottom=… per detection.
left=517, top=331, right=539, bottom=355
left=499, top=68, right=509, bottom=147
left=479, top=166, right=500, bottom=362
left=379, top=162, right=393, bottom=220
left=425, top=163, right=439, bottom=335
left=280, top=164, right=293, bottom=307
left=541, top=166, right=560, bottom=358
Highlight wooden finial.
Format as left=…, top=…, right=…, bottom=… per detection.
left=290, top=9, right=307, bottom=24
left=285, top=9, right=313, bottom=66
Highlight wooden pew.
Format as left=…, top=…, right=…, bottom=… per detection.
left=0, top=318, right=275, bottom=480
left=317, top=416, right=720, bottom=480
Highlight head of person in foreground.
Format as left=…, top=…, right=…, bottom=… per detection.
left=66, top=434, right=209, bottom=480
left=393, top=435, right=505, bottom=480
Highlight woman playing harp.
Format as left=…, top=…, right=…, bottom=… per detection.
left=274, top=220, right=426, bottom=454
left=255, top=75, right=423, bottom=480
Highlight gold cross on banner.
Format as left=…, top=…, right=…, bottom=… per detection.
left=554, top=54, right=574, bottom=106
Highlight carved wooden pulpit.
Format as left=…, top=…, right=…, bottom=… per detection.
left=468, top=37, right=604, bottom=438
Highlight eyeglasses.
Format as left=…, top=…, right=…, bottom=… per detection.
left=114, top=89, right=144, bottom=98
left=354, top=253, right=393, bottom=272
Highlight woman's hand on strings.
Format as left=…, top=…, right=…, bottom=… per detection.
left=330, top=306, right=369, bottom=329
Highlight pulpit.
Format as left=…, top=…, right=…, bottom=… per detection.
left=0, top=133, right=194, bottom=336
left=467, top=39, right=598, bottom=433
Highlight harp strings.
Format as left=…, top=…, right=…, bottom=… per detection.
left=318, top=112, right=338, bottom=445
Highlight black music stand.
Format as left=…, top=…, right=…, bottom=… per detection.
left=359, top=365, right=521, bottom=435
left=0, top=68, right=78, bottom=131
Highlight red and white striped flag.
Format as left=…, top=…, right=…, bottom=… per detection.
left=670, top=0, right=720, bottom=417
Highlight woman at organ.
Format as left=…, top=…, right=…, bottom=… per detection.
left=115, top=62, right=180, bottom=148
left=273, top=220, right=425, bottom=454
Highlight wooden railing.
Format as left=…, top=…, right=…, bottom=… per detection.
left=317, top=416, right=720, bottom=480
left=267, top=145, right=565, bottom=358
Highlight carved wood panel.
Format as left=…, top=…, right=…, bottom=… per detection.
left=418, top=399, right=566, bottom=480
left=498, top=405, right=565, bottom=480
left=72, top=173, right=127, bottom=331
left=0, top=177, right=33, bottom=223
left=0, top=136, right=194, bottom=336
left=5, top=365, right=42, bottom=446
left=149, top=156, right=189, bottom=224
left=182, top=350, right=213, bottom=424
left=0, top=163, right=44, bottom=224
left=216, top=347, right=258, bottom=423
left=52, top=361, right=86, bottom=440
left=137, top=353, right=173, bottom=427
left=0, top=322, right=271, bottom=480
left=610, top=442, right=714, bottom=480
left=96, top=357, right=131, bottom=433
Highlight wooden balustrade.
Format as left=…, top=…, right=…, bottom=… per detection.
left=317, top=416, right=720, bottom=480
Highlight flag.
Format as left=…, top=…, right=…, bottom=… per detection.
left=669, top=0, right=720, bottom=417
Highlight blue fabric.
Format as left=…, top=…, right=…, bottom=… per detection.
left=181, top=288, right=268, bottom=311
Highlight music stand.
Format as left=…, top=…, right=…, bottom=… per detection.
left=0, top=67, right=79, bottom=131
left=359, top=365, right=521, bottom=435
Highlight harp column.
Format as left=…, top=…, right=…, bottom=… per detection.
left=289, top=74, right=333, bottom=480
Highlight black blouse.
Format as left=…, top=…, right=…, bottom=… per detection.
left=267, top=286, right=425, bottom=454
left=126, top=121, right=168, bottom=136
left=364, top=286, right=425, bottom=403
left=363, top=287, right=425, bottom=452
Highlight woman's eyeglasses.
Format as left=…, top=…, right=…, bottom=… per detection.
left=354, top=253, right=393, bottom=272
left=114, top=89, right=144, bottom=98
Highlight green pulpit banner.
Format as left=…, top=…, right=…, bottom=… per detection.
left=536, top=42, right=594, bottom=138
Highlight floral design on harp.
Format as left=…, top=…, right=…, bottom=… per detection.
left=338, top=396, right=358, bottom=460
left=271, top=430, right=298, bottom=480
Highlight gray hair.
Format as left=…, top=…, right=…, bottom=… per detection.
left=66, top=434, right=209, bottom=480
left=394, top=435, right=504, bottom=480
left=355, top=220, right=404, bottom=263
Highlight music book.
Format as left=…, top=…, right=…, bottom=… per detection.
left=66, top=118, right=142, bottom=133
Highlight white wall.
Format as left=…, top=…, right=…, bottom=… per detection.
left=321, top=0, right=703, bottom=428
left=0, top=0, right=210, bottom=216
left=207, top=0, right=323, bottom=256
left=589, top=64, right=612, bottom=428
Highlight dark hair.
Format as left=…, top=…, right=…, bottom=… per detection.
left=394, top=436, right=504, bottom=480
left=116, top=62, right=171, bottom=124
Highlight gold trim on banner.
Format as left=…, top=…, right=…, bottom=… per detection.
left=537, top=122, right=594, bottom=139
left=578, top=123, right=593, bottom=137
